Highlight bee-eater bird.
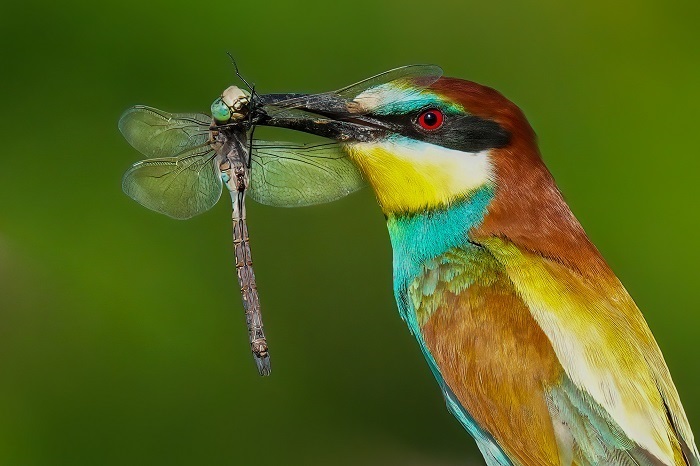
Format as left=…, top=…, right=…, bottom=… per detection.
left=255, top=67, right=698, bottom=466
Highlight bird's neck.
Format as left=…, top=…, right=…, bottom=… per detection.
left=470, top=146, right=608, bottom=276
left=386, top=185, right=494, bottom=312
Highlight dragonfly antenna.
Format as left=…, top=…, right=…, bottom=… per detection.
left=226, top=52, right=256, bottom=96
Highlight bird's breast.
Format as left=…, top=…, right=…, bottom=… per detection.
left=398, top=245, right=565, bottom=466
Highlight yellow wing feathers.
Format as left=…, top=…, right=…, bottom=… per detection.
left=482, top=238, right=698, bottom=466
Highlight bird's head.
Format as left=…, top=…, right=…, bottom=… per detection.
left=257, top=69, right=544, bottom=218
left=256, top=66, right=600, bottom=276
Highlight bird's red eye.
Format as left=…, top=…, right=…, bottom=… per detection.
left=417, top=109, right=444, bottom=130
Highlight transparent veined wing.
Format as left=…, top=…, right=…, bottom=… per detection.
left=335, top=63, right=443, bottom=100
left=119, top=106, right=211, bottom=158
left=122, top=145, right=222, bottom=219
left=248, top=141, right=365, bottom=207
left=262, top=64, right=443, bottom=117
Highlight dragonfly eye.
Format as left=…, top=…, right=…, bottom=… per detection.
left=211, top=98, right=232, bottom=122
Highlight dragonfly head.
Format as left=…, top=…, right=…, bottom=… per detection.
left=211, top=86, right=251, bottom=123
left=254, top=71, right=532, bottom=214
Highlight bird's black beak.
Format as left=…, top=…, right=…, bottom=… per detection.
left=251, top=93, right=389, bottom=143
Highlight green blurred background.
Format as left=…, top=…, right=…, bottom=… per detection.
left=1, top=1, right=698, bottom=464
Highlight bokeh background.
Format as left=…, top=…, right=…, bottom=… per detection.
left=1, top=1, right=698, bottom=465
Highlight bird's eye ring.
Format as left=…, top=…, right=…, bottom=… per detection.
left=417, top=109, right=444, bottom=130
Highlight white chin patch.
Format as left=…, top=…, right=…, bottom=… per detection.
left=385, top=136, right=493, bottom=189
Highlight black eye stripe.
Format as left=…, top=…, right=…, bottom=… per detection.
left=371, top=111, right=511, bottom=152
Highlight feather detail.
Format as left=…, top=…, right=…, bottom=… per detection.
left=480, top=237, right=698, bottom=466
left=413, top=245, right=563, bottom=466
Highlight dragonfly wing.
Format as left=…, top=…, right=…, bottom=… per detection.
left=262, top=64, right=443, bottom=117
left=119, top=106, right=211, bottom=158
left=335, top=64, right=444, bottom=99
left=248, top=141, right=365, bottom=207
left=122, top=145, right=222, bottom=219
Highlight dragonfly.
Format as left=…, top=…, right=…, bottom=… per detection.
left=118, top=64, right=444, bottom=375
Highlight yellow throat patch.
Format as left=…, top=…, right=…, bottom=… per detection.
left=345, top=137, right=493, bottom=213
